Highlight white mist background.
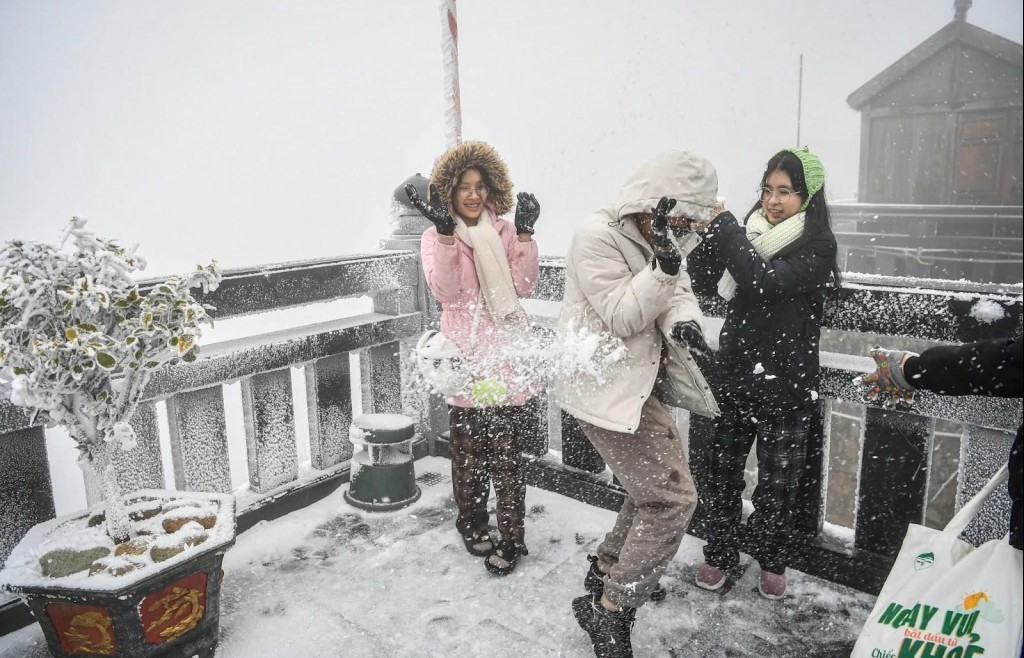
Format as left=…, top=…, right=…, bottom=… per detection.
left=1, top=1, right=1022, bottom=514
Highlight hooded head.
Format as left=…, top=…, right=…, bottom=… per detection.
left=615, top=151, right=718, bottom=222
left=429, top=141, right=514, bottom=216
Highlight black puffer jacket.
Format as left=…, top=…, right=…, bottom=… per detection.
left=902, top=337, right=1023, bottom=549
left=702, top=211, right=837, bottom=413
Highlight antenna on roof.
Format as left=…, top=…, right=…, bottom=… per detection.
left=796, top=53, right=803, bottom=147
left=953, top=0, right=972, bottom=22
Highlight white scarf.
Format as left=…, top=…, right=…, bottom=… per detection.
left=453, top=208, right=526, bottom=327
left=717, top=208, right=806, bottom=301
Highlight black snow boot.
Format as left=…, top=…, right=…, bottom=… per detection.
left=571, top=592, right=636, bottom=658
left=584, top=555, right=666, bottom=602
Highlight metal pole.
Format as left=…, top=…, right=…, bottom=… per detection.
left=441, top=0, right=462, bottom=148
left=796, top=53, right=803, bottom=147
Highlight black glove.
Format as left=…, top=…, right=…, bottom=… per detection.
left=649, top=197, right=682, bottom=275
left=702, top=209, right=733, bottom=241
left=670, top=321, right=709, bottom=355
left=514, top=192, right=540, bottom=235
left=405, top=183, right=455, bottom=236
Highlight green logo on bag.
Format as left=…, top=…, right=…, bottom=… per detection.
left=913, top=552, right=934, bottom=570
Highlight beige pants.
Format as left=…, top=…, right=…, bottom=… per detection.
left=576, top=397, right=698, bottom=608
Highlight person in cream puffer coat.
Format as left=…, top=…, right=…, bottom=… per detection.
left=560, top=150, right=719, bottom=658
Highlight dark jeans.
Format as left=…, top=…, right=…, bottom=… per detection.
left=448, top=404, right=528, bottom=546
left=700, top=406, right=811, bottom=574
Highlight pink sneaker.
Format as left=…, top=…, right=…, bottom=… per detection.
left=758, top=570, right=787, bottom=599
left=694, top=563, right=727, bottom=591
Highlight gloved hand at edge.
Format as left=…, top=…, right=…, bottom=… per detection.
left=853, top=346, right=917, bottom=409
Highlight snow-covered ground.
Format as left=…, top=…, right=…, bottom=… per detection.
left=0, top=456, right=875, bottom=658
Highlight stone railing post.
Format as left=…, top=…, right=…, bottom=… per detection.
left=958, top=424, right=1016, bottom=543
left=377, top=173, right=449, bottom=451
left=0, top=426, right=55, bottom=569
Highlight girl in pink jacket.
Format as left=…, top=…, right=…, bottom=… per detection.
left=405, top=141, right=540, bottom=575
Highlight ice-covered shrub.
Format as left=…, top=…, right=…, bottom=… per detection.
left=0, top=218, right=220, bottom=543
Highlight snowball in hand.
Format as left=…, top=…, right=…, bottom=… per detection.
left=472, top=379, right=508, bottom=406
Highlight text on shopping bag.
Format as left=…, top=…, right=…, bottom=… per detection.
left=870, top=592, right=1009, bottom=657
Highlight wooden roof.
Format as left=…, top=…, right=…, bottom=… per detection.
left=847, top=20, right=1023, bottom=109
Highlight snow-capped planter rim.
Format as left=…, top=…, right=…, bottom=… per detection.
left=0, top=489, right=235, bottom=595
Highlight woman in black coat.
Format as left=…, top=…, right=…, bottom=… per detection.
left=692, top=148, right=842, bottom=599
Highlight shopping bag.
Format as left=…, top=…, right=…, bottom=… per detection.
left=851, top=464, right=1023, bottom=658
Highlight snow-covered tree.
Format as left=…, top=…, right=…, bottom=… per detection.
left=0, top=218, right=220, bottom=543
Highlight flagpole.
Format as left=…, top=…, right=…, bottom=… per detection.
left=796, top=53, right=803, bottom=147
left=441, top=0, right=463, bottom=148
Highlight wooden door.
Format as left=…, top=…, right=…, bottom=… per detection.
left=953, top=109, right=1023, bottom=205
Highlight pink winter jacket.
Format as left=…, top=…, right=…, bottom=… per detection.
left=421, top=214, right=540, bottom=408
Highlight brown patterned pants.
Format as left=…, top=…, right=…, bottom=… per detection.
left=448, top=404, right=528, bottom=547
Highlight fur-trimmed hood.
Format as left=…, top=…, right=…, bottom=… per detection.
left=429, top=141, right=514, bottom=216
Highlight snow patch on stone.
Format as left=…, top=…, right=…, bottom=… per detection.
left=969, top=298, right=1006, bottom=324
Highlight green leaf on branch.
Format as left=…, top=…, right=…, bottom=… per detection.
left=96, top=352, right=116, bottom=369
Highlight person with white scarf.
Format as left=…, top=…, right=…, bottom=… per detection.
left=405, top=141, right=540, bottom=576
left=690, top=148, right=842, bottom=600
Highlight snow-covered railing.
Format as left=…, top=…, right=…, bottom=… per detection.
left=0, top=252, right=425, bottom=583
left=1, top=241, right=1021, bottom=633
left=830, top=202, right=1023, bottom=283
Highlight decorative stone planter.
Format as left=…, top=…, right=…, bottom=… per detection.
left=0, top=490, right=235, bottom=658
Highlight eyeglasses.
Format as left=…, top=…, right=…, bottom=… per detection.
left=456, top=184, right=489, bottom=197
left=757, top=187, right=801, bottom=203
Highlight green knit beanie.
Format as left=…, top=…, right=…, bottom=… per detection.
left=786, top=148, right=825, bottom=211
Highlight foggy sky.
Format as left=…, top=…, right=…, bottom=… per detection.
left=2, top=1, right=1022, bottom=276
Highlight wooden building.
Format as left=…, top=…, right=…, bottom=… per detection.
left=847, top=1, right=1022, bottom=206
